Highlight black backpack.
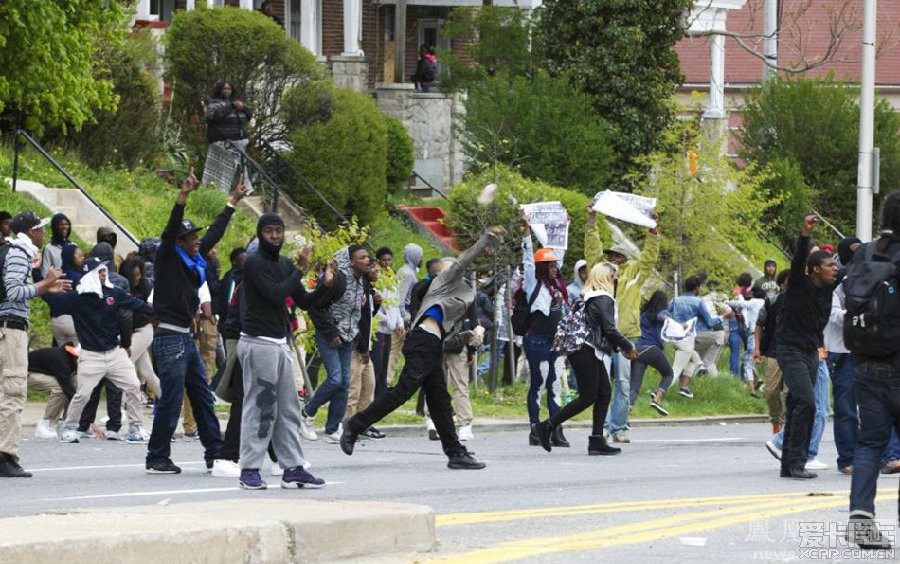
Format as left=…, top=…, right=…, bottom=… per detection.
left=511, top=284, right=540, bottom=336
left=422, top=59, right=438, bottom=82
left=842, top=237, right=900, bottom=357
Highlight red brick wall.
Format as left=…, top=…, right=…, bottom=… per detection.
left=322, top=0, right=344, bottom=57
left=362, top=0, right=378, bottom=87
left=677, top=0, right=900, bottom=85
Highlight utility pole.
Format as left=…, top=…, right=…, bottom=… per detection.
left=763, top=0, right=778, bottom=80
left=856, top=0, right=876, bottom=241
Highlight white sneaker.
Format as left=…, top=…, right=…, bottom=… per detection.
left=270, top=464, right=284, bottom=477
left=805, top=459, right=828, bottom=471
left=457, top=424, right=475, bottom=442
left=211, top=459, right=242, bottom=478
left=765, top=440, right=782, bottom=460
left=34, top=419, right=58, bottom=439
left=322, top=423, right=343, bottom=444
left=299, top=410, right=318, bottom=441
left=59, top=428, right=80, bottom=443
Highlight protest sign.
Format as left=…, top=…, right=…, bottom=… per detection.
left=521, top=201, right=569, bottom=250
left=592, top=190, right=658, bottom=228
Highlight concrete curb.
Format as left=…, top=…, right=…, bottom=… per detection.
left=0, top=500, right=434, bottom=564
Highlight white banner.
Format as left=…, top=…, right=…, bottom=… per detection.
left=591, top=190, right=658, bottom=228
left=521, top=201, right=569, bottom=250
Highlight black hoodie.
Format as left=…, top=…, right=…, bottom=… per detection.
left=239, top=213, right=329, bottom=339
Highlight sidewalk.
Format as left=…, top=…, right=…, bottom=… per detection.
left=20, top=400, right=769, bottom=439
left=0, top=499, right=434, bottom=563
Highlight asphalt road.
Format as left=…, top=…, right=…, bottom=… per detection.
left=3, top=422, right=897, bottom=563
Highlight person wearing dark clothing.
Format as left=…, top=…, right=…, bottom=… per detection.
left=753, top=269, right=790, bottom=435
left=629, top=291, right=676, bottom=416
left=847, top=191, right=900, bottom=549
left=203, top=81, right=253, bottom=193
left=340, top=227, right=505, bottom=470
left=535, top=262, right=636, bottom=456
left=49, top=243, right=83, bottom=347
left=237, top=213, right=329, bottom=489
left=50, top=258, right=155, bottom=444
left=776, top=216, right=837, bottom=480
left=411, top=44, right=438, bottom=92
left=28, top=344, right=79, bottom=438
left=145, top=172, right=247, bottom=475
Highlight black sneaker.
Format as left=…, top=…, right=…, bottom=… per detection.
left=448, top=450, right=486, bottom=470
left=678, top=387, right=694, bottom=399
left=360, top=427, right=386, bottom=440
left=0, top=454, right=32, bottom=478
left=847, top=515, right=893, bottom=549
left=788, top=468, right=817, bottom=480
left=281, top=466, right=326, bottom=489
left=340, top=425, right=358, bottom=456
left=650, top=399, right=669, bottom=416
left=146, top=459, right=182, bottom=474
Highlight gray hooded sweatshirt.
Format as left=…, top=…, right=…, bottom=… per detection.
left=396, top=243, right=423, bottom=316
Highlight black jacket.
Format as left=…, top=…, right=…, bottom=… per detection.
left=584, top=294, right=633, bottom=355
left=776, top=235, right=832, bottom=351
left=45, top=287, right=153, bottom=352
left=28, top=346, right=77, bottom=399
left=153, top=202, right=235, bottom=331
left=852, top=235, right=900, bottom=370
left=205, top=98, right=252, bottom=143
left=240, top=253, right=328, bottom=340
left=354, top=277, right=378, bottom=354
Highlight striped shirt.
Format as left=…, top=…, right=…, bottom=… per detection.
left=0, top=245, right=38, bottom=321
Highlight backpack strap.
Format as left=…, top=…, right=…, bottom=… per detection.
left=527, top=284, right=541, bottom=307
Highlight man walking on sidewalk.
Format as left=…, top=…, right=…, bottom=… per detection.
left=145, top=171, right=247, bottom=475
left=0, top=212, right=71, bottom=478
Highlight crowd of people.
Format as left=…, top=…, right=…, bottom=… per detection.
left=0, top=164, right=898, bottom=548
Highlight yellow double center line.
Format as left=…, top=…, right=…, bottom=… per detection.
left=433, top=491, right=864, bottom=563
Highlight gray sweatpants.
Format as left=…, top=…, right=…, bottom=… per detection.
left=238, top=336, right=307, bottom=471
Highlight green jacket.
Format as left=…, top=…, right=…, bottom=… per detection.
left=584, top=221, right=660, bottom=338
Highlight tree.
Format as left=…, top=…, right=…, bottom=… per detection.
left=165, top=6, right=325, bottom=159
left=0, top=0, right=124, bottom=134
left=440, top=6, right=536, bottom=91
left=535, top=0, right=693, bottom=181
left=630, top=117, right=776, bottom=287
left=441, top=6, right=615, bottom=195
left=461, top=69, right=615, bottom=196
left=739, top=73, right=900, bottom=241
left=284, top=87, right=387, bottom=229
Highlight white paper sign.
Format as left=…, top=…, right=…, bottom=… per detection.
left=521, top=201, right=569, bottom=250
left=592, top=190, right=658, bottom=228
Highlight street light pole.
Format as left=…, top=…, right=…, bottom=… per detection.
left=856, top=0, right=877, bottom=242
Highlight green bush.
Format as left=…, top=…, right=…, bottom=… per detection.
left=73, top=29, right=161, bottom=169
left=284, top=87, right=387, bottom=229
left=739, top=73, right=900, bottom=240
left=461, top=70, right=615, bottom=195
left=165, top=6, right=325, bottom=163
left=384, top=116, right=414, bottom=191
left=446, top=166, right=611, bottom=272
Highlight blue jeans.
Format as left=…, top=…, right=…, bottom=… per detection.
left=828, top=352, right=858, bottom=470
left=849, top=362, right=900, bottom=518
left=147, top=333, right=222, bottom=464
left=524, top=334, right=560, bottom=424
left=882, top=429, right=900, bottom=464
left=729, top=330, right=742, bottom=377
left=771, top=357, right=828, bottom=462
left=605, top=351, right=631, bottom=434
left=305, top=334, right=353, bottom=434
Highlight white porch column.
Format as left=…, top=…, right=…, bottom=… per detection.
left=342, top=0, right=362, bottom=55
left=185, top=0, right=195, bottom=9
left=706, top=33, right=726, bottom=118
left=239, top=0, right=254, bottom=9
left=687, top=0, right=746, bottom=120
left=300, top=0, right=318, bottom=55
left=135, top=0, right=152, bottom=19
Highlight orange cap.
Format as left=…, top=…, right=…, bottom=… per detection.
left=534, top=248, right=558, bottom=263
